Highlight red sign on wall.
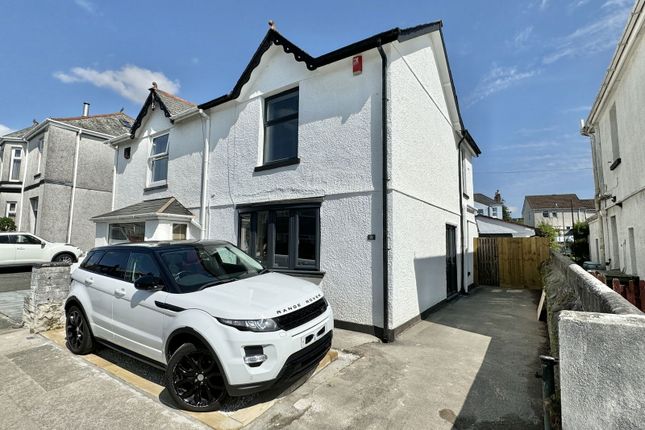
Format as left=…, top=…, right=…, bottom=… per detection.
left=352, top=55, right=362, bottom=75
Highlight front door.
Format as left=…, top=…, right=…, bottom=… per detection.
left=446, top=225, right=458, bottom=297
left=112, top=250, right=167, bottom=363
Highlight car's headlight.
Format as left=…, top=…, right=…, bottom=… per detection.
left=217, top=317, right=279, bottom=332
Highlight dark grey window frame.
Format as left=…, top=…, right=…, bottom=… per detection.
left=261, top=87, right=300, bottom=168
left=238, top=202, right=321, bottom=272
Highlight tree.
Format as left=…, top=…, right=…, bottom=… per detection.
left=570, top=221, right=590, bottom=265
left=0, top=217, right=16, bottom=232
left=502, top=205, right=512, bottom=221
left=536, top=222, right=559, bottom=250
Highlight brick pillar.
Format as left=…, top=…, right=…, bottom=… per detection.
left=22, top=263, right=72, bottom=334
left=640, top=281, right=645, bottom=312
left=626, top=280, right=637, bottom=307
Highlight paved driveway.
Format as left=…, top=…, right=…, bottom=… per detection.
left=0, top=267, right=32, bottom=292
left=249, top=287, right=547, bottom=429
left=0, top=267, right=32, bottom=325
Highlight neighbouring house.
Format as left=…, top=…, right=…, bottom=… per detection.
left=0, top=123, right=37, bottom=221
left=581, top=0, right=645, bottom=277
left=476, top=214, right=535, bottom=238
left=92, top=21, right=481, bottom=340
left=522, top=194, right=596, bottom=243
left=16, top=104, right=133, bottom=251
left=474, top=190, right=503, bottom=219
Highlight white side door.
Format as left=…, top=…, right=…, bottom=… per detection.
left=0, top=235, right=16, bottom=265
left=112, top=250, right=168, bottom=364
left=14, top=234, right=46, bottom=264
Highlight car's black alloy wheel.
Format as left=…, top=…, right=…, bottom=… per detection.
left=65, top=306, right=93, bottom=354
left=166, top=343, right=226, bottom=412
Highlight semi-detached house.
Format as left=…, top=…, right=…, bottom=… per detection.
left=92, top=21, right=481, bottom=341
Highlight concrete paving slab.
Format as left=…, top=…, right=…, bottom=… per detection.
left=0, top=290, right=30, bottom=323
left=247, top=287, right=547, bottom=430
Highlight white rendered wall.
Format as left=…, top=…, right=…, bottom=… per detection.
left=388, top=34, right=470, bottom=328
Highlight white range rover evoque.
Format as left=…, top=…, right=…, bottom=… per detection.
left=65, top=240, right=333, bottom=411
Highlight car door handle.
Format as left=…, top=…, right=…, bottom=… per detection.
left=114, top=288, right=126, bottom=298
left=16, top=247, right=25, bottom=250
left=85, top=278, right=94, bottom=286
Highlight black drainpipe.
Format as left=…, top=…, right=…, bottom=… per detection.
left=457, top=133, right=467, bottom=295
left=377, top=41, right=393, bottom=343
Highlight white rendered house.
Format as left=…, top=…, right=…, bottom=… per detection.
left=93, top=21, right=480, bottom=341
left=582, top=0, right=645, bottom=276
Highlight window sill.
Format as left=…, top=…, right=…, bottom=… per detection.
left=33, top=173, right=41, bottom=179
left=271, top=268, right=325, bottom=278
left=609, top=158, right=621, bottom=171
left=254, top=157, right=300, bottom=173
left=144, top=184, right=168, bottom=192
left=462, top=192, right=470, bottom=199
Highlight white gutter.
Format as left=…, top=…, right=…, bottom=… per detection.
left=171, top=106, right=200, bottom=123
left=105, top=133, right=130, bottom=147
left=66, top=130, right=82, bottom=243
left=23, top=118, right=116, bottom=141
left=91, top=213, right=194, bottom=223
left=584, top=0, right=644, bottom=129
left=198, top=109, right=211, bottom=240
left=17, top=141, right=30, bottom=231
left=111, top=146, right=117, bottom=210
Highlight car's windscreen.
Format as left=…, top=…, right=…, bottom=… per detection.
left=159, top=243, right=265, bottom=293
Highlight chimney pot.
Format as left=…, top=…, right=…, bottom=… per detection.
left=82, top=102, right=90, bottom=117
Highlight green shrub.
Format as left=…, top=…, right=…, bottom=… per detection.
left=536, top=222, right=559, bottom=250
left=0, top=217, right=16, bottom=232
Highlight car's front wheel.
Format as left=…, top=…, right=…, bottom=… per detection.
left=53, top=253, right=76, bottom=264
left=165, top=343, right=227, bottom=411
left=65, top=305, right=94, bottom=354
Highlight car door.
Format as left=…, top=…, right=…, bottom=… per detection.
left=73, top=250, right=114, bottom=341
left=0, top=235, right=16, bottom=265
left=111, top=250, right=168, bottom=364
left=14, top=234, right=46, bottom=264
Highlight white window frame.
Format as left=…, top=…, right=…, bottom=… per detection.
left=36, top=138, right=44, bottom=175
left=8, top=146, right=23, bottom=182
left=5, top=202, right=17, bottom=218
left=147, top=132, right=169, bottom=188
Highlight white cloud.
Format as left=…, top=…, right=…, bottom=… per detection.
left=562, top=105, right=591, bottom=113
left=539, top=0, right=549, bottom=10
left=0, top=124, right=14, bottom=137
left=54, top=65, right=180, bottom=103
left=542, top=4, right=631, bottom=64
left=74, top=0, right=97, bottom=14
left=467, top=65, right=539, bottom=107
left=513, top=26, right=534, bottom=49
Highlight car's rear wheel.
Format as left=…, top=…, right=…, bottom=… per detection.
left=165, top=343, right=227, bottom=412
left=53, top=253, right=76, bottom=264
left=65, top=305, right=94, bottom=354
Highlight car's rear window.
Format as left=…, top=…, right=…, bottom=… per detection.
left=0, top=235, right=13, bottom=244
left=81, top=250, right=105, bottom=272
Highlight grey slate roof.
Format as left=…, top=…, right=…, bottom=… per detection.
left=474, top=193, right=499, bottom=206
left=524, top=194, right=596, bottom=210
left=155, top=90, right=195, bottom=116
left=92, top=197, right=193, bottom=220
left=2, top=124, right=38, bottom=139
left=52, top=112, right=134, bottom=137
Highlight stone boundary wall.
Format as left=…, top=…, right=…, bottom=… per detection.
left=550, top=252, right=642, bottom=315
left=23, top=263, right=71, bottom=333
left=559, top=311, right=645, bottom=429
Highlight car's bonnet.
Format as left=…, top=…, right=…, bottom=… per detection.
left=165, top=272, right=323, bottom=320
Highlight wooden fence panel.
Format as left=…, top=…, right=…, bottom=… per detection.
left=475, top=236, right=549, bottom=289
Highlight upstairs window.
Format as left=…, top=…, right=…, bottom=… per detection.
left=609, top=104, right=619, bottom=161
left=36, top=138, right=44, bottom=174
left=9, top=147, right=22, bottom=181
left=263, top=88, right=299, bottom=164
left=148, top=134, right=169, bottom=186
left=542, top=211, right=549, bottom=218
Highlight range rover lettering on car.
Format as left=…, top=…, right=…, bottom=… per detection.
left=65, top=240, right=333, bottom=411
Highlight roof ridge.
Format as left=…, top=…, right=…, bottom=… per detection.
left=52, top=112, right=133, bottom=122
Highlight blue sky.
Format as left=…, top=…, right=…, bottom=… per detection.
left=0, top=0, right=634, bottom=215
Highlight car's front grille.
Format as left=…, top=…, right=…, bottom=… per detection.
left=274, top=298, right=327, bottom=331
left=276, top=331, right=333, bottom=384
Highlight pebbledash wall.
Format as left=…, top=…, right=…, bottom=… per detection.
left=101, top=27, right=477, bottom=335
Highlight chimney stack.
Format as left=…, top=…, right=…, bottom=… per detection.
left=82, top=102, right=90, bottom=117
left=494, top=190, right=502, bottom=203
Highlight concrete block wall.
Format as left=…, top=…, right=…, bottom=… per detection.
left=23, top=263, right=71, bottom=333
left=559, top=311, right=645, bottom=429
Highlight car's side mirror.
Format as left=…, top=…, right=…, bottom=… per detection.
left=41, top=242, right=46, bottom=248
left=134, top=275, right=163, bottom=291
